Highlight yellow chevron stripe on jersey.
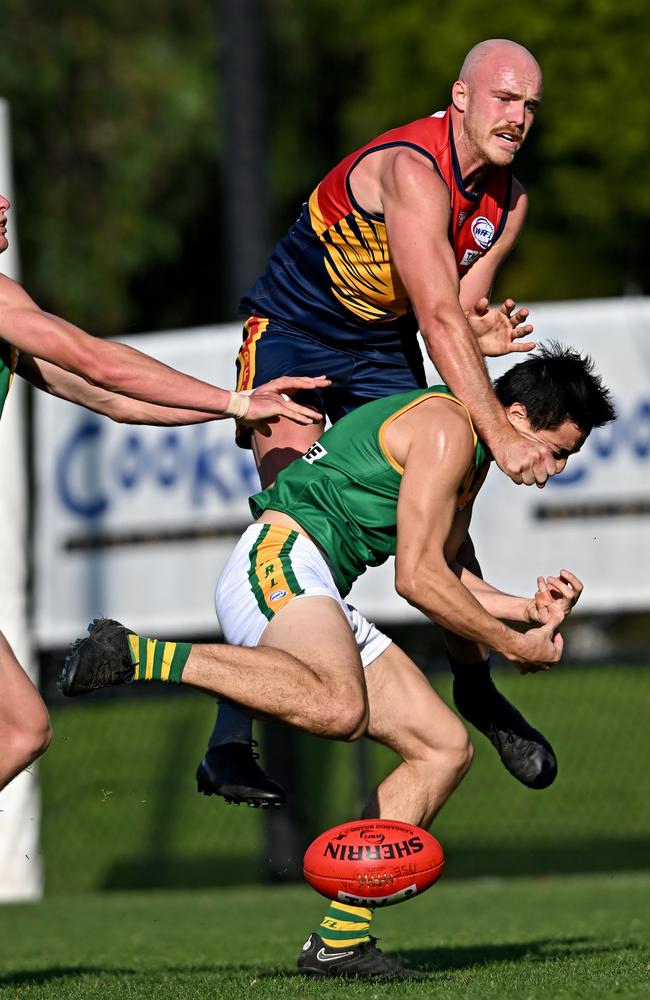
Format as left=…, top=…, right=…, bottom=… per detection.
left=310, top=186, right=409, bottom=323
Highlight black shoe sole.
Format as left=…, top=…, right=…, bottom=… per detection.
left=195, top=763, right=285, bottom=808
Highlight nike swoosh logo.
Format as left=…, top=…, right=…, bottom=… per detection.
left=316, top=948, right=354, bottom=962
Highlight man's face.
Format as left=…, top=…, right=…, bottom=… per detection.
left=457, top=54, right=543, bottom=167
left=0, top=195, right=9, bottom=254
left=508, top=404, right=585, bottom=477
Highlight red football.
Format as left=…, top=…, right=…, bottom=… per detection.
left=303, top=819, right=444, bottom=907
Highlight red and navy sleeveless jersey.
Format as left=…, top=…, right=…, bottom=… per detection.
left=240, top=107, right=512, bottom=364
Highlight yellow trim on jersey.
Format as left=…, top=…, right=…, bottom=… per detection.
left=378, top=391, right=478, bottom=475
left=236, top=317, right=269, bottom=392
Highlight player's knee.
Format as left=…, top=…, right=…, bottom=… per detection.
left=444, top=724, right=473, bottom=780
left=24, top=698, right=52, bottom=759
left=417, top=719, right=473, bottom=783
left=322, top=685, right=369, bottom=741
left=6, top=711, right=52, bottom=770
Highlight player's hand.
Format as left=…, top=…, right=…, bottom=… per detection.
left=240, top=375, right=329, bottom=435
left=510, top=606, right=565, bottom=674
left=491, top=424, right=559, bottom=487
left=528, top=570, right=584, bottom=624
left=467, top=297, right=536, bottom=357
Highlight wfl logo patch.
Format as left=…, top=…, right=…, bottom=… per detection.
left=303, top=442, right=327, bottom=464
left=471, top=216, right=495, bottom=250
left=269, top=589, right=288, bottom=602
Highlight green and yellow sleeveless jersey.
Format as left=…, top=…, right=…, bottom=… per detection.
left=250, top=386, right=490, bottom=596
left=0, top=339, right=17, bottom=419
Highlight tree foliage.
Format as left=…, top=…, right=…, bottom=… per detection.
left=0, top=0, right=648, bottom=334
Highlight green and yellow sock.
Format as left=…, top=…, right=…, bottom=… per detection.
left=126, top=634, right=192, bottom=684
left=319, top=901, right=374, bottom=947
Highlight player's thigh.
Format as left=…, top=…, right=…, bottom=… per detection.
left=215, top=526, right=368, bottom=727
left=260, top=595, right=366, bottom=707
left=364, top=642, right=468, bottom=761
left=0, top=630, right=48, bottom=732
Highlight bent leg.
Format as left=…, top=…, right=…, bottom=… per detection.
left=64, top=598, right=368, bottom=741
left=0, top=630, right=52, bottom=791
left=201, top=415, right=324, bottom=798
left=362, top=642, right=473, bottom=827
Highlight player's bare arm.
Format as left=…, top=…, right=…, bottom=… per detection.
left=458, top=180, right=535, bottom=357
left=377, top=150, right=557, bottom=487
left=0, top=273, right=327, bottom=428
left=453, top=561, right=582, bottom=624
left=17, top=354, right=220, bottom=425
left=387, top=396, right=563, bottom=668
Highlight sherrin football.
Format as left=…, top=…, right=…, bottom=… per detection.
left=303, top=819, right=444, bottom=907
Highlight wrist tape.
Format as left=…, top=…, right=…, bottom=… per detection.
left=224, top=391, right=251, bottom=420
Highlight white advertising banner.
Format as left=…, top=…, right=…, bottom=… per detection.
left=34, top=299, right=650, bottom=647
left=34, top=324, right=254, bottom=645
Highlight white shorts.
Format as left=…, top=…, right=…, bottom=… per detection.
left=215, top=524, right=391, bottom=668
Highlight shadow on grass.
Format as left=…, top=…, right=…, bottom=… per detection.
left=4, top=937, right=637, bottom=988
left=101, top=836, right=650, bottom=890
left=396, top=935, right=641, bottom=974
left=443, top=836, right=650, bottom=880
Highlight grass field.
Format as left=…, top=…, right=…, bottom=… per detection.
left=41, top=663, right=650, bottom=892
left=0, top=873, right=649, bottom=998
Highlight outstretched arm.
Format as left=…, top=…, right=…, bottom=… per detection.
left=17, top=354, right=217, bottom=424
left=0, top=274, right=326, bottom=429
left=19, top=353, right=329, bottom=430
left=381, top=154, right=555, bottom=485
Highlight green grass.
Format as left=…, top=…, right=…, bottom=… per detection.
left=41, top=663, right=650, bottom=893
left=0, top=873, right=649, bottom=998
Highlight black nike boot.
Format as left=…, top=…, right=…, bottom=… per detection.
left=450, top=656, right=558, bottom=790
left=297, top=932, right=424, bottom=980
left=196, top=742, right=286, bottom=807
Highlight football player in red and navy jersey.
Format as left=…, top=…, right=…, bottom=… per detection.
left=198, top=39, right=561, bottom=806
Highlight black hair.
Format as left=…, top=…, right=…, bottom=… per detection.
left=493, top=342, right=616, bottom=435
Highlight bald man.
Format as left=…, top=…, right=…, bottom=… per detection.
left=198, top=38, right=558, bottom=807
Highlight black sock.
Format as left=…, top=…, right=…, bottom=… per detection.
left=448, top=653, right=492, bottom=684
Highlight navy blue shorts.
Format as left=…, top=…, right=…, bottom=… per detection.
left=235, top=316, right=426, bottom=448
